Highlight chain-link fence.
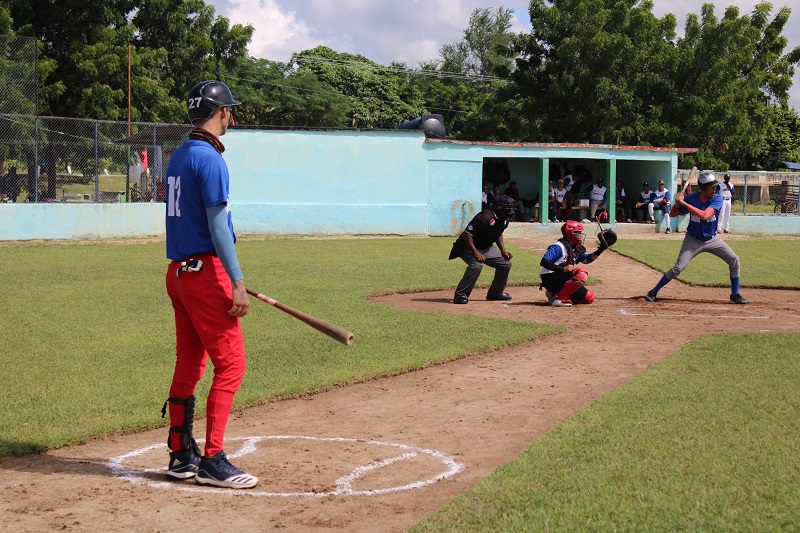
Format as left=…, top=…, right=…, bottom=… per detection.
left=675, top=169, right=799, bottom=216
left=0, top=114, right=192, bottom=203
left=0, top=35, right=37, bottom=116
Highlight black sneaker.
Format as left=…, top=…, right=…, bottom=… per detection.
left=730, top=294, right=750, bottom=304
left=167, top=447, right=201, bottom=480
left=644, top=290, right=657, bottom=302
left=196, top=451, right=258, bottom=489
left=486, top=292, right=512, bottom=301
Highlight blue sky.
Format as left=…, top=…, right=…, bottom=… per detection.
left=206, top=0, right=800, bottom=110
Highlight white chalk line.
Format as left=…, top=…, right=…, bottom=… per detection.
left=107, top=435, right=465, bottom=498
left=618, top=308, right=770, bottom=319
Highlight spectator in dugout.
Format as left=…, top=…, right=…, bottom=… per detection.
left=634, top=182, right=656, bottom=223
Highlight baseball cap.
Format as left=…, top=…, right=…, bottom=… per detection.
left=642, top=181, right=649, bottom=187
left=658, top=180, right=665, bottom=185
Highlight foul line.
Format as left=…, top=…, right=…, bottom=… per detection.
left=618, top=308, right=770, bottom=319
left=107, top=435, right=465, bottom=498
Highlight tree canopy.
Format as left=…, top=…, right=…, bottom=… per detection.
left=1, top=0, right=798, bottom=169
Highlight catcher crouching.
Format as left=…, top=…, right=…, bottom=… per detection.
left=539, top=221, right=614, bottom=306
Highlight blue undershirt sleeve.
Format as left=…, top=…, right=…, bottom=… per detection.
left=206, top=204, right=243, bottom=282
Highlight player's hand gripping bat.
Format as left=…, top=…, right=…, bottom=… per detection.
left=246, top=288, right=355, bottom=346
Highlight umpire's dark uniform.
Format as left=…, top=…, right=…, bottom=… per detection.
left=449, top=197, right=514, bottom=304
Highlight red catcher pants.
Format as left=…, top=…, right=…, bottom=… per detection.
left=166, top=253, right=246, bottom=457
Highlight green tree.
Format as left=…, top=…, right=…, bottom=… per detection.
left=511, top=0, right=680, bottom=145
left=669, top=3, right=800, bottom=169
left=227, top=57, right=351, bottom=127
left=133, top=0, right=253, bottom=103
left=4, top=0, right=252, bottom=121
left=412, top=7, right=517, bottom=140
left=293, top=46, right=421, bottom=129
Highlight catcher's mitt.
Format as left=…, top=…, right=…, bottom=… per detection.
left=598, top=229, right=617, bottom=248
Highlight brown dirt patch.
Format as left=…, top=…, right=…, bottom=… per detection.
left=1, top=235, right=798, bottom=532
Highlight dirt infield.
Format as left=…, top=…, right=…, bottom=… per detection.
left=1, top=235, right=798, bottom=532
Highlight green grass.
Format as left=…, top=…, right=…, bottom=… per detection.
left=612, top=238, right=800, bottom=289
left=414, top=333, right=800, bottom=532
left=0, top=237, right=558, bottom=456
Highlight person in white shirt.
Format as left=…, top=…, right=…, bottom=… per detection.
left=587, top=178, right=607, bottom=222
left=652, top=180, right=672, bottom=234
left=717, top=174, right=734, bottom=233
left=635, top=182, right=655, bottom=223
left=550, top=179, right=570, bottom=222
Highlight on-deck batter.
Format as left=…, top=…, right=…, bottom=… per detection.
left=163, top=80, right=258, bottom=489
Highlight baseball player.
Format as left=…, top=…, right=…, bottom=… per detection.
left=644, top=172, right=750, bottom=304
left=450, top=195, right=516, bottom=304
left=550, top=178, right=570, bottom=222
left=717, top=174, right=734, bottom=233
left=634, top=182, right=655, bottom=223
left=162, top=80, right=258, bottom=489
left=587, top=178, right=607, bottom=222
left=652, top=180, right=671, bottom=233
left=539, top=221, right=608, bottom=306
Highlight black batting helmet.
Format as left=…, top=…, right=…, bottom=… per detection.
left=186, top=80, right=240, bottom=124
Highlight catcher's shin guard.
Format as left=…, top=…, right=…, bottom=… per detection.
left=161, top=395, right=200, bottom=453
left=555, top=279, right=591, bottom=305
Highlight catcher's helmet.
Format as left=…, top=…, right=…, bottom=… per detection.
left=561, top=220, right=585, bottom=246
left=491, top=194, right=517, bottom=220
left=187, top=80, right=240, bottom=124
left=697, top=172, right=718, bottom=190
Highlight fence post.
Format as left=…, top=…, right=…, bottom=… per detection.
left=743, top=174, right=747, bottom=216
left=33, top=117, right=39, bottom=202
left=152, top=124, right=158, bottom=201
left=94, top=120, right=99, bottom=201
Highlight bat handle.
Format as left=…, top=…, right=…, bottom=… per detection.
left=246, top=288, right=276, bottom=306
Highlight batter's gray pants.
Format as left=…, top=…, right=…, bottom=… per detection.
left=666, top=234, right=740, bottom=280
left=454, top=244, right=512, bottom=300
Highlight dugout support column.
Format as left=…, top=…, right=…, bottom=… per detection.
left=539, top=157, right=550, bottom=224
left=607, top=158, right=617, bottom=223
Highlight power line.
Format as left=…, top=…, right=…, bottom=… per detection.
left=292, top=55, right=510, bottom=84
left=225, top=75, right=475, bottom=114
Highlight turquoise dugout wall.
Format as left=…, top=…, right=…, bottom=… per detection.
left=1, top=129, right=797, bottom=240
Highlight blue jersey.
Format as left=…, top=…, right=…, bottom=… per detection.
left=680, top=192, right=722, bottom=240
left=165, top=139, right=236, bottom=261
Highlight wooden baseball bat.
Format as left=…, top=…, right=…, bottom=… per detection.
left=246, top=288, right=355, bottom=346
left=682, top=166, right=698, bottom=194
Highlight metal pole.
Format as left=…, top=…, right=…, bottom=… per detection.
left=742, top=174, right=747, bottom=216
left=33, top=117, right=39, bottom=202
left=35, top=39, right=39, bottom=117
left=94, top=120, right=99, bottom=201
left=152, top=124, right=157, bottom=201
left=128, top=43, right=132, bottom=136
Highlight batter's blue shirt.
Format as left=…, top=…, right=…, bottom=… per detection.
left=165, top=139, right=236, bottom=261
left=680, top=192, right=722, bottom=240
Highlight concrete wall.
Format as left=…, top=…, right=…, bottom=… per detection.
left=1, top=129, right=797, bottom=241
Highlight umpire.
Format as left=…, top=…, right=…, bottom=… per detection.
left=449, top=195, right=516, bottom=304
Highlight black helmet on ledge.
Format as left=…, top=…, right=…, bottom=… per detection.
left=187, top=80, right=240, bottom=124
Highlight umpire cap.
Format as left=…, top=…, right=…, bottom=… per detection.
left=187, top=80, right=241, bottom=124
